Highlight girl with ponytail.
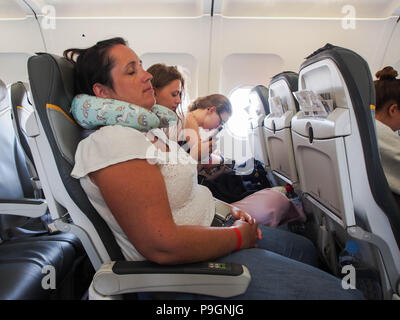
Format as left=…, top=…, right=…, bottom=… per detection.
left=374, top=66, right=400, bottom=203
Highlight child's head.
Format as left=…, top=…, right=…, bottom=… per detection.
left=374, top=66, right=400, bottom=131
left=189, top=94, right=232, bottom=130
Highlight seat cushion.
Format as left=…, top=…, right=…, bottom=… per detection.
left=0, top=232, right=87, bottom=300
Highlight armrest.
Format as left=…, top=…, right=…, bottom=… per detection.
left=89, top=260, right=251, bottom=299
left=214, top=199, right=232, bottom=224
left=0, top=199, right=48, bottom=218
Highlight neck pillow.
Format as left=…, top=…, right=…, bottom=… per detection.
left=71, top=94, right=177, bottom=130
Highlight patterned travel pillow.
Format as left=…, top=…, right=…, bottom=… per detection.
left=71, top=94, right=177, bottom=130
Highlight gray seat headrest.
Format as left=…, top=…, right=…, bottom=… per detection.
left=250, top=85, right=270, bottom=114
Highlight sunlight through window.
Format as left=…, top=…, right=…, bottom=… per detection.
left=226, top=87, right=252, bottom=138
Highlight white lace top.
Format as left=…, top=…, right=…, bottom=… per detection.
left=71, top=125, right=215, bottom=261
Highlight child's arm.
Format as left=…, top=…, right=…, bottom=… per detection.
left=183, top=113, right=213, bottom=161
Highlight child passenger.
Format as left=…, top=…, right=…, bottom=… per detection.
left=374, top=66, right=400, bottom=206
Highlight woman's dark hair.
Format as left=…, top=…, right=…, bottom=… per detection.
left=374, top=66, right=400, bottom=112
left=64, top=37, right=127, bottom=95
left=189, top=94, right=232, bottom=116
left=147, top=63, right=186, bottom=117
left=147, top=63, right=185, bottom=96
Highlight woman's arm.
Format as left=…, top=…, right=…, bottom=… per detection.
left=90, top=158, right=259, bottom=264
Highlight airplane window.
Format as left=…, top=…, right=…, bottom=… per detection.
left=226, top=86, right=252, bottom=138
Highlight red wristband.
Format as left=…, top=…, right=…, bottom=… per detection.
left=231, top=226, right=242, bottom=251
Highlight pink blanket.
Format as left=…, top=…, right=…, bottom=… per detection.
left=232, top=189, right=306, bottom=227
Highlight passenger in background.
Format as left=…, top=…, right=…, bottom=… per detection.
left=66, top=37, right=363, bottom=299
left=146, top=63, right=185, bottom=115
left=147, top=63, right=305, bottom=226
left=374, top=66, right=400, bottom=206
left=184, top=94, right=231, bottom=163
left=148, top=63, right=226, bottom=164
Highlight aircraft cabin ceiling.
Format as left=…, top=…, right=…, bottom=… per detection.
left=0, top=0, right=26, bottom=18
left=220, top=0, right=400, bottom=18
left=1, top=0, right=399, bottom=18
left=1, top=0, right=207, bottom=18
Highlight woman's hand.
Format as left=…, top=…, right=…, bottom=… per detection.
left=232, top=219, right=261, bottom=249
left=230, top=206, right=254, bottom=224
left=231, top=206, right=262, bottom=242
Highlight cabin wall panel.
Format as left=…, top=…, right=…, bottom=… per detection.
left=34, top=16, right=396, bottom=98
left=41, top=17, right=212, bottom=97
left=0, top=53, right=30, bottom=85
left=208, top=16, right=391, bottom=163
left=220, top=0, right=400, bottom=19
left=42, top=0, right=205, bottom=18
left=220, top=53, right=284, bottom=96
left=209, top=17, right=388, bottom=95
left=0, top=0, right=27, bottom=18
left=0, top=17, right=44, bottom=83
left=0, top=18, right=44, bottom=53
left=140, top=52, right=198, bottom=103
left=380, top=20, right=400, bottom=73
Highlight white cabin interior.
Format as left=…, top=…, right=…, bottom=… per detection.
left=1, top=0, right=399, bottom=163
left=1, top=0, right=400, bottom=302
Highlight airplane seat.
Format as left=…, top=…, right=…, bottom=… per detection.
left=291, top=43, right=400, bottom=299
left=0, top=79, right=30, bottom=200
left=0, top=232, right=91, bottom=300
left=263, top=71, right=300, bottom=188
left=0, top=78, right=47, bottom=238
left=0, top=79, right=92, bottom=300
left=9, top=81, right=44, bottom=199
left=246, top=85, right=270, bottom=172
left=26, top=52, right=250, bottom=300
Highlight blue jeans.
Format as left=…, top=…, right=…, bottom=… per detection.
left=140, top=224, right=365, bottom=300
left=210, top=248, right=365, bottom=300
left=224, top=220, right=320, bottom=267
